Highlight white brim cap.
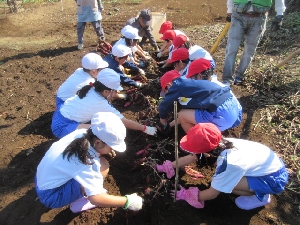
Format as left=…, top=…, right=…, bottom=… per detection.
left=121, top=25, right=142, bottom=40
left=82, top=53, right=108, bottom=70
left=112, top=44, right=132, bottom=58
left=97, top=68, right=123, bottom=91
left=91, top=112, right=126, bottom=152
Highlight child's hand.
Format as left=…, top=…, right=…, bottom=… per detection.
left=123, top=193, right=143, bottom=211
left=171, top=185, right=204, bottom=208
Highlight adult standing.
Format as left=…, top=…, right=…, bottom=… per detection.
left=76, top=0, right=106, bottom=50
left=222, top=0, right=286, bottom=85
left=126, top=9, right=160, bottom=52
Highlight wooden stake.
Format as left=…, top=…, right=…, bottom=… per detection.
left=173, top=101, right=179, bottom=202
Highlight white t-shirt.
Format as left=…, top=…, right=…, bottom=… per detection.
left=36, top=129, right=107, bottom=196
left=56, top=68, right=95, bottom=101
left=211, top=138, right=283, bottom=193
left=60, top=89, right=124, bottom=123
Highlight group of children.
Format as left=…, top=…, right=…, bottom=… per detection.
left=35, top=10, right=288, bottom=214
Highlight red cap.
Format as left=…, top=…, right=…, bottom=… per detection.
left=173, top=34, right=187, bottom=49
left=186, top=58, right=212, bottom=78
left=160, top=70, right=181, bottom=90
left=160, top=30, right=176, bottom=40
left=159, top=21, right=173, bottom=34
left=180, top=123, right=221, bottom=154
left=168, top=48, right=189, bottom=63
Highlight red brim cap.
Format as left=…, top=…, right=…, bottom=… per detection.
left=179, top=135, right=194, bottom=153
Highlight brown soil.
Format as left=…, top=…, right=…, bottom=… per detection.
left=0, top=0, right=299, bottom=225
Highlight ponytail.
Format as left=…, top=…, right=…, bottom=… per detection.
left=62, top=129, right=98, bottom=165
left=77, top=81, right=112, bottom=99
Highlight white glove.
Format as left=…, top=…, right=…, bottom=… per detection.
left=157, top=51, right=163, bottom=58
left=136, top=82, right=143, bottom=88
left=118, top=93, right=127, bottom=100
left=139, top=69, right=145, bottom=75
left=123, top=193, right=143, bottom=211
left=143, top=126, right=157, bottom=135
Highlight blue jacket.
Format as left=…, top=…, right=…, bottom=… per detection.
left=103, top=54, right=138, bottom=87
left=158, top=78, right=232, bottom=119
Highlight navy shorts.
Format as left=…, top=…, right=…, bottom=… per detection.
left=35, top=177, right=83, bottom=208
left=247, top=166, right=288, bottom=201
left=51, top=109, right=79, bottom=138
left=195, top=96, right=242, bottom=131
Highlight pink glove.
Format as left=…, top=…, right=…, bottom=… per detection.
left=156, top=160, right=175, bottom=179
left=172, top=185, right=204, bottom=208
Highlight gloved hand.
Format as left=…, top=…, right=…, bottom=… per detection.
left=157, top=122, right=171, bottom=135
left=271, top=15, right=284, bottom=31
left=156, top=160, right=175, bottom=178
left=139, top=69, right=145, bottom=75
left=123, top=193, right=143, bottom=211
left=157, top=51, right=163, bottom=58
left=226, top=14, right=231, bottom=22
left=136, top=82, right=143, bottom=88
left=118, top=93, right=127, bottom=100
left=143, top=126, right=157, bottom=135
left=171, top=185, right=204, bottom=208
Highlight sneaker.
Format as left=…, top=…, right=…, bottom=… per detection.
left=70, top=197, right=97, bottom=213
left=234, top=76, right=243, bottom=85
left=78, top=44, right=83, bottom=50
left=235, top=194, right=271, bottom=210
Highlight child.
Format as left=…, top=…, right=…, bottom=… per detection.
left=56, top=53, right=108, bottom=108
left=104, top=44, right=143, bottom=88
left=158, top=70, right=240, bottom=133
left=36, top=112, right=143, bottom=212
left=167, top=47, right=190, bottom=77
left=116, top=25, right=150, bottom=67
left=157, top=123, right=288, bottom=210
left=186, top=58, right=242, bottom=129
left=157, top=21, right=189, bottom=57
left=157, top=30, right=176, bottom=72
left=51, top=68, right=157, bottom=138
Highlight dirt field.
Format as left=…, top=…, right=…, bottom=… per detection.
left=0, top=0, right=299, bottom=224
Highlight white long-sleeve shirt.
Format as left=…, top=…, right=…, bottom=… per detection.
left=227, top=0, right=286, bottom=15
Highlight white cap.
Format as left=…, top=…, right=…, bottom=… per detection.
left=189, top=45, right=213, bottom=61
left=90, top=112, right=126, bottom=152
left=82, top=53, right=108, bottom=70
left=121, top=25, right=141, bottom=40
left=112, top=44, right=132, bottom=58
left=97, top=68, right=123, bottom=91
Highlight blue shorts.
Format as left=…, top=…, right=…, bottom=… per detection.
left=35, top=177, right=83, bottom=208
left=55, top=95, right=65, bottom=109
left=194, top=96, right=242, bottom=131
left=247, top=165, right=288, bottom=201
left=51, top=109, right=79, bottom=138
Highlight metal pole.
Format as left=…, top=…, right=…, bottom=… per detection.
left=173, top=101, right=179, bottom=202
